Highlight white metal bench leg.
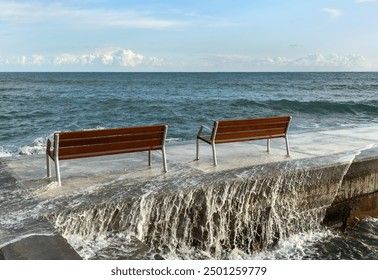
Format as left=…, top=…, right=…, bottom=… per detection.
left=148, top=150, right=152, bottom=166
left=55, top=159, right=61, bottom=186
left=46, top=154, right=51, bottom=178
left=162, top=147, right=168, bottom=172
left=212, top=143, right=217, bottom=166
left=195, top=138, right=200, bottom=160
left=285, top=136, right=291, bottom=157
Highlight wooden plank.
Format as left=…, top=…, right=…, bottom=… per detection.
left=58, top=131, right=165, bottom=148
left=216, top=122, right=289, bottom=134
left=58, top=138, right=163, bottom=158
left=58, top=148, right=152, bottom=160
left=217, top=116, right=291, bottom=127
left=215, top=128, right=287, bottom=142
left=58, top=125, right=165, bottom=140
left=215, top=134, right=286, bottom=144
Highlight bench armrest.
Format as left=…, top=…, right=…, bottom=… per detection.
left=197, top=125, right=212, bottom=137
left=46, top=133, right=56, bottom=156
left=46, top=138, right=52, bottom=154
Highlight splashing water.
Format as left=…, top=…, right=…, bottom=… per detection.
left=46, top=153, right=356, bottom=260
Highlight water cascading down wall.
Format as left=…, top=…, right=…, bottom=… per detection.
left=46, top=147, right=378, bottom=259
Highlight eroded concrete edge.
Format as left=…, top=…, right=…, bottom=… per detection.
left=0, top=161, right=82, bottom=260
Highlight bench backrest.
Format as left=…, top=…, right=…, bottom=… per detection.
left=51, top=124, right=167, bottom=160
left=213, top=116, right=291, bottom=144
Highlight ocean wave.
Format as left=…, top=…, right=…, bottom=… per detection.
left=0, top=147, right=12, bottom=158
left=231, top=99, right=378, bottom=115
left=18, top=137, right=47, bottom=156
left=246, top=230, right=337, bottom=260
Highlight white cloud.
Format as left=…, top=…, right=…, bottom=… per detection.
left=208, top=53, right=372, bottom=71
left=0, top=51, right=373, bottom=71
left=31, top=55, right=45, bottom=65
left=147, top=56, right=164, bottom=66
left=323, top=8, right=342, bottom=19
left=17, top=55, right=27, bottom=65
left=52, top=48, right=146, bottom=67
left=0, top=47, right=163, bottom=68
left=93, top=48, right=145, bottom=67
left=293, top=54, right=368, bottom=68
left=0, top=1, right=183, bottom=29
left=354, top=0, right=377, bottom=3
left=53, top=53, right=81, bottom=65
left=0, top=54, right=45, bottom=65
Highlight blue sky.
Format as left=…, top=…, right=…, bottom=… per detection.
left=0, top=0, right=377, bottom=71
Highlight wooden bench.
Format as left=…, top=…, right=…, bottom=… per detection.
left=196, top=116, right=292, bottom=165
left=46, top=124, right=168, bottom=186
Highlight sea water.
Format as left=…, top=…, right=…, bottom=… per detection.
left=1, top=72, right=377, bottom=155
left=0, top=72, right=378, bottom=259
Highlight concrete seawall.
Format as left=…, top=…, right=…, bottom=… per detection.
left=325, top=147, right=378, bottom=228
left=0, top=125, right=377, bottom=259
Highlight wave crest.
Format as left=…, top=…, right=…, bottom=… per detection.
left=18, top=137, right=46, bottom=155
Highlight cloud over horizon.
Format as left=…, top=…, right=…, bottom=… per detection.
left=0, top=47, right=164, bottom=69
left=3, top=47, right=372, bottom=72
left=207, top=53, right=371, bottom=71
left=53, top=48, right=145, bottom=67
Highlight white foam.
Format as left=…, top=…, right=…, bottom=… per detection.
left=18, top=137, right=46, bottom=155
left=64, top=232, right=149, bottom=260
left=166, top=137, right=183, bottom=142
left=0, top=147, right=12, bottom=158
left=248, top=230, right=337, bottom=260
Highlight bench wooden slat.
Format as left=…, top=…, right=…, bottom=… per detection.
left=58, top=125, right=165, bottom=140
left=56, top=148, right=153, bottom=160
left=216, top=116, right=291, bottom=127
left=58, top=131, right=165, bottom=148
left=216, top=122, right=289, bottom=134
left=215, top=128, right=287, bottom=143
left=214, top=135, right=286, bottom=145
left=58, top=138, right=163, bottom=158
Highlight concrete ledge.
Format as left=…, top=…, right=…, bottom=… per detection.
left=0, top=235, right=81, bottom=260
